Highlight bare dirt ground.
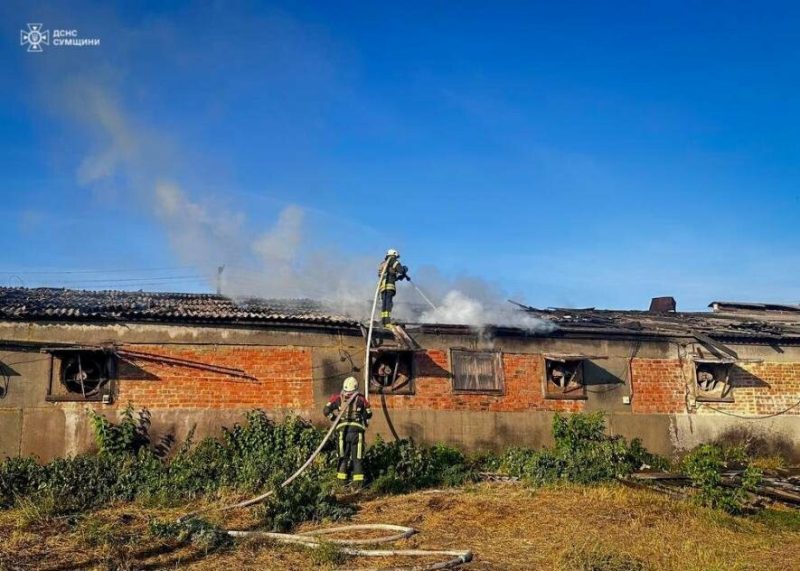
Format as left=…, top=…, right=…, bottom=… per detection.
left=1, top=483, right=799, bottom=570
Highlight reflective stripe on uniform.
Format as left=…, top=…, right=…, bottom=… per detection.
left=337, top=472, right=348, bottom=480
left=380, top=311, right=390, bottom=317
left=338, top=431, right=344, bottom=456
left=337, top=421, right=366, bottom=430
left=357, top=433, right=363, bottom=459
left=352, top=473, right=364, bottom=481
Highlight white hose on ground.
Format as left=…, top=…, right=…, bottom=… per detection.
left=176, top=256, right=474, bottom=569
left=228, top=526, right=472, bottom=570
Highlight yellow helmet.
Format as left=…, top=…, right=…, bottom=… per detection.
left=342, top=376, right=358, bottom=393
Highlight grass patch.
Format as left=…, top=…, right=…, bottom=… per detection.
left=12, top=494, right=59, bottom=530
left=149, top=517, right=232, bottom=554
left=308, top=540, right=351, bottom=566
left=754, top=508, right=800, bottom=532
left=559, top=543, right=651, bottom=571
left=0, top=484, right=798, bottom=570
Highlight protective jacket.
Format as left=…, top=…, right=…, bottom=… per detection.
left=323, top=392, right=372, bottom=430
left=378, top=255, right=409, bottom=293
left=323, top=392, right=372, bottom=483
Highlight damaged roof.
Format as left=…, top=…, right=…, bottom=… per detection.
left=509, top=302, right=800, bottom=343
left=2, top=287, right=799, bottom=344
left=0, top=287, right=357, bottom=328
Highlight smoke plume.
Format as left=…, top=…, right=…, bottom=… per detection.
left=56, top=82, right=554, bottom=330
left=418, top=290, right=555, bottom=332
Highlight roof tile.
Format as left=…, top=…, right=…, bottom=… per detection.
left=0, top=287, right=356, bottom=327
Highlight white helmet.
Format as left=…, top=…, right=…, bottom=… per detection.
left=386, top=248, right=399, bottom=258
left=342, top=376, right=358, bottom=393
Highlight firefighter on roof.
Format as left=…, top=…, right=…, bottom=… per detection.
left=323, top=376, right=372, bottom=486
left=378, top=248, right=409, bottom=326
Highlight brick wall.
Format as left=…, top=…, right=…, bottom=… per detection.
left=379, top=351, right=585, bottom=413
left=630, top=358, right=687, bottom=414
left=698, top=362, right=800, bottom=416
left=117, top=345, right=313, bottom=410
left=629, top=358, right=800, bottom=416
left=112, top=343, right=800, bottom=418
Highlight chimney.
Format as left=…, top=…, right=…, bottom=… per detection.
left=649, top=296, right=676, bottom=312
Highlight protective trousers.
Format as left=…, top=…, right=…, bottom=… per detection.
left=381, top=290, right=395, bottom=325
left=336, top=426, right=365, bottom=484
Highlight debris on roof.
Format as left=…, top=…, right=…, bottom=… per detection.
left=2, top=287, right=800, bottom=344
left=510, top=302, right=800, bottom=343
left=709, top=301, right=800, bottom=313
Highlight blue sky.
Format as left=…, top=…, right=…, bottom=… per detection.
left=1, top=1, right=799, bottom=311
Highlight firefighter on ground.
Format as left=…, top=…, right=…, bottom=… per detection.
left=323, top=376, right=372, bottom=486
left=378, top=249, right=409, bottom=326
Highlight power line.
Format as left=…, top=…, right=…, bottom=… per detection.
left=22, top=275, right=203, bottom=284
left=0, top=267, right=192, bottom=275
left=1, top=275, right=207, bottom=287
left=1, top=280, right=210, bottom=291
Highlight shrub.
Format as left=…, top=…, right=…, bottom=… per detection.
left=365, top=437, right=476, bottom=493
left=257, top=473, right=355, bottom=532
left=0, top=457, right=44, bottom=508
left=682, top=443, right=762, bottom=515
left=0, top=407, right=342, bottom=525
left=89, top=404, right=151, bottom=457
left=499, top=412, right=667, bottom=486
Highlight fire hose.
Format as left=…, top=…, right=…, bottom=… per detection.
left=176, top=259, right=473, bottom=569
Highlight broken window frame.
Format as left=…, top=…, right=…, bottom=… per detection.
left=368, top=347, right=415, bottom=395
left=43, top=347, right=116, bottom=403
left=543, top=355, right=588, bottom=400
left=693, top=358, right=735, bottom=403
left=449, top=348, right=505, bottom=395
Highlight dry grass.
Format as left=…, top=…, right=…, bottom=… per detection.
left=1, top=484, right=799, bottom=570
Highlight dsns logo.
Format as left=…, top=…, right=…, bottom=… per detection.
left=20, top=23, right=49, bottom=52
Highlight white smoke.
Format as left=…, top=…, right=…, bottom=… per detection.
left=252, top=206, right=305, bottom=266
left=54, top=81, right=552, bottom=329
left=57, top=81, right=375, bottom=313
left=21, top=4, right=562, bottom=332
left=419, top=290, right=555, bottom=333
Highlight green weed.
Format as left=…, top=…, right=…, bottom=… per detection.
left=682, top=444, right=761, bottom=515
left=499, top=412, right=667, bottom=486
left=309, top=540, right=351, bottom=566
